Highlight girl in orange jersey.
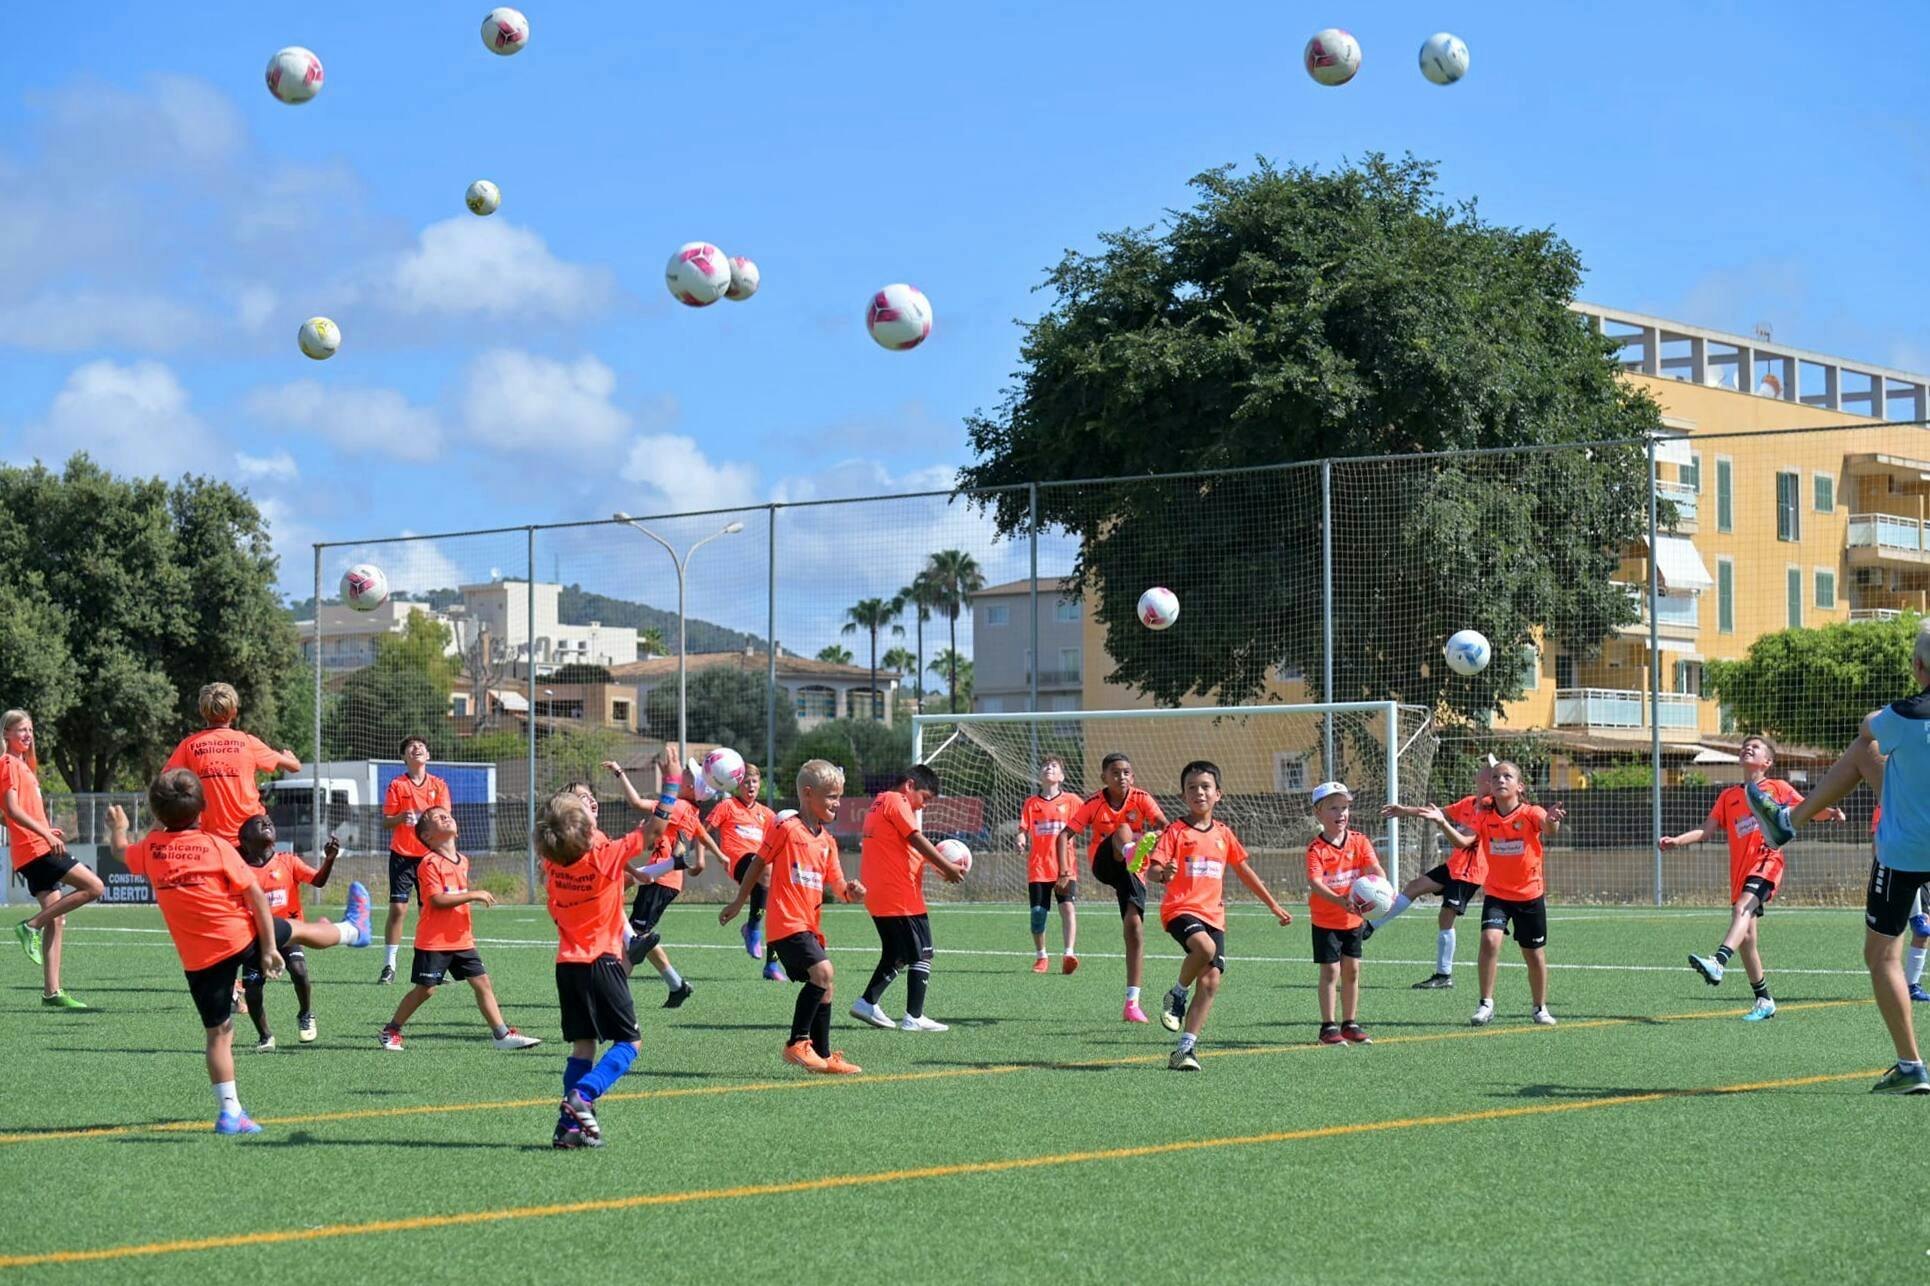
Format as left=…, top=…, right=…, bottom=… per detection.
left=4, top=709, right=103, bottom=1008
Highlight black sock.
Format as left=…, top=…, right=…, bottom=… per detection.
left=862, top=959, right=896, bottom=1006
left=906, top=962, right=930, bottom=1019
left=811, top=1001, right=832, bottom=1057
left=748, top=884, right=766, bottom=927
left=1751, top=977, right=1771, bottom=1000
left=791, top=983, right=824, bottom=1045
left=1715, top=945, right=1734, bottom=965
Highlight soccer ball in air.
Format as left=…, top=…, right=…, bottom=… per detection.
left=265, top=47, right=324, bottom=104
left=1419, top=32, right=1469, bottom=85
left=482, top=7, right=529, bottom=55
left=341, top=564, right=389, bottom=612
left=1444, top=629, right=1492, bottom=676
left=298, top=317, right=340, bottom=360
left=702, top=747, right=747, bottom=795
left=937, top=838, right=973, bottom=875
left=465, top=180, right=501, bottom=216
left=1304, top=29, right=1361, bottom=86
left=726, top=257, right=760, bottom=301
left=1348, top=873, right=1395, bottom=917
left=1137, top=587, right=1179, bottom=631
left=665, top=242, right=733, bottom=307
left=866, top=284, right=932, bottom=351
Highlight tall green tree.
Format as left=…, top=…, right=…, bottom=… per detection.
left=775, top=716, right=915, bottom=803
left=638, top=627, right=666, bottom=659
left=895, top=571, right=941, bottom=704
left=324, top=613, right=458, bottom=759
left=959, top=156, right=1660, bottom=712
left=816, top=643, right=854, bottom=665
left=927, top=649, right=974, bottom=708
left=841, top=597, right=903, bottom=721
left=923, top=551, right=984, bottom=713
left=0, top=455, right=296, bottom=791
left=641, top=665, right=799, bottom=767
left=1705, top=615, right=1919, bottom=751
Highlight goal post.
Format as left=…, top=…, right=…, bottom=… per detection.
left=910, top=702, right=1438, bottom=905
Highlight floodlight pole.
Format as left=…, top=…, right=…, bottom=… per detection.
left=615, top=514, right=745, bottom=758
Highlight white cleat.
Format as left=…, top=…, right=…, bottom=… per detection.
left=1531, top=1007, right=1557, bottom=1026
left=492, top=1029, right=542, bottom=1050
left=898, top=1014, right=949, bottom=1032
left=1470, top=999, right=1494, bottom=1027
left=849, top=999, right=895, bottom=1029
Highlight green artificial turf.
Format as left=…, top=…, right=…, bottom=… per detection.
left=0, top=899, right=1922, bottom=1284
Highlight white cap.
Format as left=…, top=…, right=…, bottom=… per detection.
left=1310, top=781, right=1353, bottom=805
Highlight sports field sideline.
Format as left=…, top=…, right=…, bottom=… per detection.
left=1, top=900, right=1920, bottom=1283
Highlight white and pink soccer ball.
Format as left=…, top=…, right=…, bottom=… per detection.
left=866, top=284, right=932, bottom=351
left=1348, top=873, right=1395, bottom=917
left=666, top=242, right=733, bottom=307
left=1137, top=587, right=1179, bottom=631
left=701, top=747, right=747, bottom=795
left=265, top=47, right=324, bottom=104
left=482, top=7, right=529, bottom=55
left=936, top=838, right=973, bottom=875
left=726, top=257, right=760, bottom=302
left=340, top=563, right=389, bottom=612
left=1304, top=28, right=1361, bottom=86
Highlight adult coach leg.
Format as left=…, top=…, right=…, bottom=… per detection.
left=1865, top=862, right=1930, bottom=1093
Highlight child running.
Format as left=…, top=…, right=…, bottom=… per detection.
left=163, top=682, right=301, bottom=848
left=4, top=708, right=103, bottom=1008
left=1370, top=757, right=1497, bottom=989
left=106, top=771, right=370, bottom=1133
left=707, top=762, right=779, bottom=975
left=1148, top=760, right=1292, bottom=1069
left=1066, top=752, right=1170, bottom=1023
left=1663, top=735, right=1840, bottom=1020
left=719, top=759, right=867, bottom=1074
left=378, top=806, right=540, bottom=1052
left=850, top=765, right=966, bottom=1033
left=379, top=736, right=450, bottom=985
left=237, top=814, right=359, bottom=1049
left=1019, top=755, right=1080, bottom=974
left=1304, top=782, right=1384, bottom=1046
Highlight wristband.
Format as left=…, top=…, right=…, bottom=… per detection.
left=654, top=802, right=676, bottom=820
left=657, top=789, right=679, bottom=809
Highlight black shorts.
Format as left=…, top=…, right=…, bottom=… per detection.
left=770, top=931, right=828, bottom=981
left=1421, top=863, right=1481, bottom=916
left=1480, top=895, right=1549, bottom=949
left=731, top=854, right=759, bottom=884
left=1089, top=851, right=1146, bottom=919
left=411, top=947, right=487, bottom=987
left=629, top=882, right=679, bottom=933
left=1739, top=874, right=1778, bottom=916
left=1166, top=915, right=1226, bottom=972
left=1311, top=923, right=1364, bottom=965
left=871, top=913, right=934, bottom=968
left=186, top=919, right=294, bottom=1027
left=387, top=851, right=421, bottom=904
left=16, top=852, right=78, bottom=898
left=1865, top=859, right=1930, bottom=938
left=1028, top=880, right=1077, bottom=909
left=556, top=957, right=640, bottom=1043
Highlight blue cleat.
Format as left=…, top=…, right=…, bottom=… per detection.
left=1911, top=913, right=1930, bottom=939
left=1741, top=997, right=1776, bottom=1021
left=344, top=881, right=372, bottom=947
left=743, top=922, right=764, bottom=960
left=1870, top=1063, right=1930, bottom=1095
left=1742, top=780, right=1795, bottom=849
left=762, top=959, right=784, bottom=981
left=1688, top=954, right=1724, bottom=986
left=1910, top=983, right=1930, bottom=1004
left=215, top=1110, right=262, bottom=1135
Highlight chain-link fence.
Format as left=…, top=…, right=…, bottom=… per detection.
left=302, top=419, right=1930, bottom=905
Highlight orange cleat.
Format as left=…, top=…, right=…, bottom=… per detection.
left=1061, top=954, right=1079, bottom=975
left=818, top=1050, right=863, bottom=1075
left=1031, top=957, right=1049, bottom=973
left=782, top=1039, right=828, bottom=1072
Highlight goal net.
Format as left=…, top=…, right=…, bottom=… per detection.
left=912, top=702, right=1439, bottom=905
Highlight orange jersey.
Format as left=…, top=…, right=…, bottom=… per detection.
left=860, top=788, right=926, bottom=917
left=1020, top=791, right=1079, bottom=883
left=163, top=728, right=283, bottom=845
left=648, top=799, right=703, bottom=893
left=0, top=753, right=53, bottom=867
left=1441, top=794, right=1492, bottom=884
left=251, top=852, right=319, bottom=921
left=1306, top=829, right=1383, bottom=930
left=1474, top=804, right=1550, bottom=901
left=1067, top=787, right=1169, bottom=867
left=414, top=850, right=477, bottom=950
left=123, top=829, right=259, bottom=971
left=1710, top=779, right=1802, bottom=899
left=708, top=796, right=775, bottom=861
left=1148, top=819, right=1250, bottom=930
left=764, top=815, right=849, bottom=943
left=547, top=829, right=646, bottom=964
left=384, top=772, right=451, bottom=859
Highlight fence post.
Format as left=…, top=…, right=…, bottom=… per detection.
left=767, top=504, right=778, bottom=784
left=525, top=526, right=538, bottom=903
left=311, top=544, right=323, bottom=856
left=1321, top=459, right=1336, bottom=776
left=1027, top=484, right=1041, bottom=773
left=1647, top=436, right=1663, bottom=907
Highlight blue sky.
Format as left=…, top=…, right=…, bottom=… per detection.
left=3, top=2, right=1927, bottom=658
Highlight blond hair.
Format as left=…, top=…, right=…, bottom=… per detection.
left=534, top=792, right=595, bottom=866
left=796, top=758, right=845, bottom=795
left=1, top=709, right=36, bottom=776
left=199, top=682, right=240, bottom=726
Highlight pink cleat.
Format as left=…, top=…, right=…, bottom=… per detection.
left=1123, top=999, right=1149, bottom=1024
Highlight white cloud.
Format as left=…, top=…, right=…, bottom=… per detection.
left=463, top=350, right=628, bottom=450
left=0, top=290, right=206, bottom=353
left=619, top=433, right=759, bottom=512
left=234, top=285, right=278, bottom=333
left=19, top=359, right=222, bottom=477
left=246, top=380, right=444, bottom=462
left=235, top=450, right=298, bottom=482
left=389, top=218, right=616, bottom=321
left=327, top=535, right=471, bottom=598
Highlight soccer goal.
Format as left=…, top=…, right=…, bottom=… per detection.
left=911, top=702, right=1438, bottom=905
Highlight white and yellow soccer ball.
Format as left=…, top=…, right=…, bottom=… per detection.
left=1137, top=586, right=1179, bottom=631
left=341, top=563, right=390, bottom=612
left=1419, top=32, right=1470, bottom=85
left=726, top=257, right=761, bottom=301
left=465, top=179, right=501, bottom=215
left=1444, top=628, right=1492, bottom=676
left=1348, top=872, right=1395, bottom=917
left=666, top=242, right=733, bottom=307
left=936, top=838, right=973, bottom=875
left=482, top=7, right=529, bottom=55
left=865, top=284, right=932, bottom=350
left=1304, top=28, right=1361, bottom=86
left=266, top=47, right=324, bottom=104
left=298, top=316, right=340, bottom=360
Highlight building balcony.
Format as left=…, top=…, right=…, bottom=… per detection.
left=1846, top=513, right=1930, bottom=568
left=1850, top=608, right=1907, bottom=622
left=1026, top=669, right=1083, bottom=689
left=1611, top=583, right=1700, bottom=640
left=1554, top=688, right=1699, bottom=737
left=1656, top=480, right=1698, bottom=528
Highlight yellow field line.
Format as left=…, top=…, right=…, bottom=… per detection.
left=0, top=998, right=1871, bottom=1146
left=0, top=1067, right=1880, bottom=1271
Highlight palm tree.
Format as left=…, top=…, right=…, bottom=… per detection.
left=895, top=570, right=941, bottom=705
left=638, top=627, right=666, bottom=659
left=816, top=643, right=854, bottom=665
left=923, top=550, right=985, bottom=713
left=927, top=650, right=973, bottom=709
left=841, top=597, right=903, bottom=721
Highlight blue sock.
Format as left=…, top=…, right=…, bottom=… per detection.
left=576, top=1043, right=638, bottom=1100
left=563, top=1056, right=592, bottom=1096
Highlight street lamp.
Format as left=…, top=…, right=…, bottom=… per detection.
left=612, top=513, right=745, bottom=759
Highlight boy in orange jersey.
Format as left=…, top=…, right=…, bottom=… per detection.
left=1371, top=757, right=1498, bottom=989
left=163, top=682, right=302, bottom=848
left=623, top=756, right=726, bottom=1007
left=378, top=806, right=541, bottom=1052
left=105, top=770, right=369, bottom=1134
left=1148, top=761, right=1293, bottom=1070
left=850, top=764, right=967, bottom=1033
left=707, top=762, right=780, bottom=973
left=720, top=759, right=868, bottom=1074
left=1304, top=782, right=1387, bottom=1046
left=4, top=709, right=103, bottom=1008
left=1066, top=752, right=1170, bottom=1023
left=1662, top=735, right=1842, bottom=1020
left=378, top=736, right=451, bottom=985
left=1428, top=761, right=1566, bottom=1027
left=1019, top=755, right=1080, bottom=974
left=237, top=814, right=366, bottom=1049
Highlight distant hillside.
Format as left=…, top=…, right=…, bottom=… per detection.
left=558, top=584, right=765, bottom=654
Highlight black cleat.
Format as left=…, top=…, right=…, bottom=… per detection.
left=663, top=981, right=694, bottom=1009
left=1411, top=972, right=1453, bottom=990
left=377, top=964, right=396, bottom=985
left=561, top=1089, right=603, bottom=1141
